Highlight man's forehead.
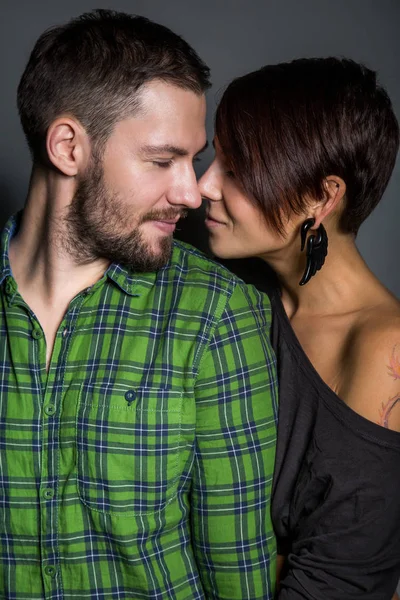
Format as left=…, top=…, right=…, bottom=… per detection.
left=137, top=79, right=206, bottom=115
left=109, top=83, right=206, bottom=154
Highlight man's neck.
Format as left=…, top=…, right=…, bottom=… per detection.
left=9, top=167, right=109, bottom=312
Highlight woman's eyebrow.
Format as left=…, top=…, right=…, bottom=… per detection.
left=195, top=141, right=209, bottom=156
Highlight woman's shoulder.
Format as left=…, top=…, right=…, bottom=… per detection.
left=342, top=296, right=400, bottom=432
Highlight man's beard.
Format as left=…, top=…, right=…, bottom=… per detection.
left=64, top=156, right=183, bottom=272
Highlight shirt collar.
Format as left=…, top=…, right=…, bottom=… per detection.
left=0, top=214, right=18, bottom=285
left=106, top=263, right=158, bottom=297
left=0, top=213, right=159, bottom=296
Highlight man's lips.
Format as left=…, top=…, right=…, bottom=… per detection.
left=149, top=216, right=181, bottom=233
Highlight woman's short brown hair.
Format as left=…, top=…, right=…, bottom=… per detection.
left=215, top=57, right=399, bottom=235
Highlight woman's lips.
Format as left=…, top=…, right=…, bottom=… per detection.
left=205, top=215, right=226, bottom=229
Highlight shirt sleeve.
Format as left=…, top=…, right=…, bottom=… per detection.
left=190, top=280, right=278, bottom=599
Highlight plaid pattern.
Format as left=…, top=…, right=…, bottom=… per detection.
left=0, top=215, right=278, bottom=599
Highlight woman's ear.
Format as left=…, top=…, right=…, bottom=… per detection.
left=46, top=116, right=91, bottom=177
left=313, top=176, right=346, bottom=228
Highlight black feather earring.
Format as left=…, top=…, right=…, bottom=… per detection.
left=299, top=218, right=328, bottom=286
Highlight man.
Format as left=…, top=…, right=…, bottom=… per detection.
left=2, top=10, right=278, bottom=599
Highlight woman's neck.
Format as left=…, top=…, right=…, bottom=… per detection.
left=261, top=231, right=384, bottom=319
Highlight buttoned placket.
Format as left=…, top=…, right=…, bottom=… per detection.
left=32, top=291, right=87, bottom=599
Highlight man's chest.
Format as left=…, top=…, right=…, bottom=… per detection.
left=0, top=296, right=199, bottom=517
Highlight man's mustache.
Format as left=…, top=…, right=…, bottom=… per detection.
left=140, top=208, right=188, bottom=223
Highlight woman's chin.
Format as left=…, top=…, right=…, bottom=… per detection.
left=209, top=242, right=247, bottom=261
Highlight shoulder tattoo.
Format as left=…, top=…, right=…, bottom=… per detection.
left=378, top=344, right=400, bottom=428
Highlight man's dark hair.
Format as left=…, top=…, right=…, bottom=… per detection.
left=18, top=9, right=211, bottom=162
left=215, top=57, right=399, bottom=235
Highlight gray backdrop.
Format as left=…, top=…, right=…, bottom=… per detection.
left=1, top=0, right=399, bottom=296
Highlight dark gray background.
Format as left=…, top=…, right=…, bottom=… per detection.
left=1, top=0, right=399, bottom=296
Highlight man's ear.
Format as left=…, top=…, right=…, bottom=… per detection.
left=46, top=116, right=91, bottom=177
left=313, top=176, right=346, bottom=228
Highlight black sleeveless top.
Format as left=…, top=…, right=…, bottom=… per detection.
left=268, top=283, right=400, bottom=599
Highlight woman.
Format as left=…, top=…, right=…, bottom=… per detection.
left=199, top=57, right=400, bottom=599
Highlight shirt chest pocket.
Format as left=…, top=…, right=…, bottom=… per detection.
left=76, top=385, right=183, bottom=516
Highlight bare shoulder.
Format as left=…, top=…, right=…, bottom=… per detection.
left=342, top=297, right=400, bottom=432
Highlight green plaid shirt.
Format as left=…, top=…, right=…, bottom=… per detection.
left=0, top=216, right=278, bottom=600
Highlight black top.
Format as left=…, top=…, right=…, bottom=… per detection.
left=267, top=283, right=400, bottom=599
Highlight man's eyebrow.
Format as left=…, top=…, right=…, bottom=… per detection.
left=141, top=141, right=209, bottom=157
left=141, top=144, right=188, bottom=157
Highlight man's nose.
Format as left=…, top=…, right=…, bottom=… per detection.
left=168, top=168, right=202, bottom=209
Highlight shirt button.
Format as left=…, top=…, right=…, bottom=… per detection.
left=44, top=565, right=56, bottom=578
left=32, top=328, right=43, bottom=340
left=43, top=488, right=54, bottom=500
left=62, top=327, right=69, bottom=337
left=5, top=281, right=14, bottom=295
left=44, top=404, right=56, bottom=416
left=124, top=390, right=136, bottom=403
